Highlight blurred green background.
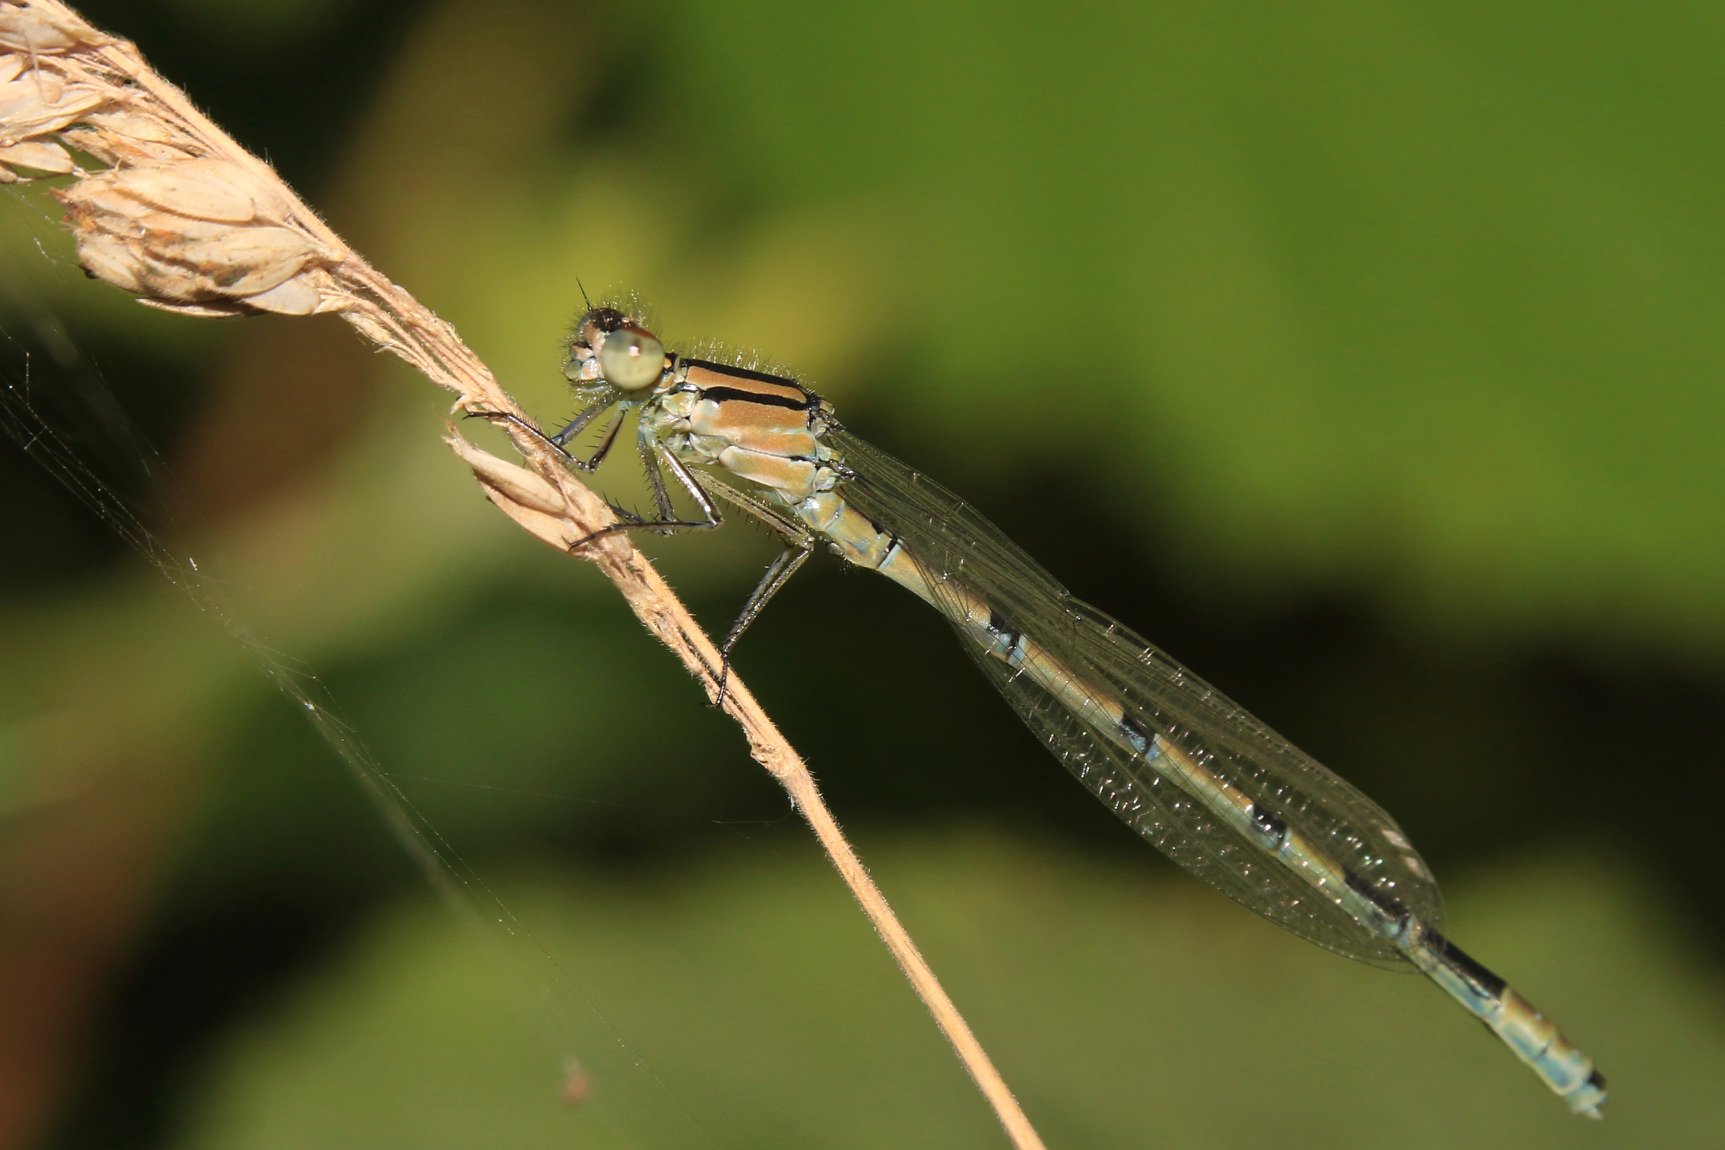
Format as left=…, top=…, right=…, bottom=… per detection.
left=3, top=1, right=1723, bottom=1147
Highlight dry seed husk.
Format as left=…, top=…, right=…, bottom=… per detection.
left=0, top=1, right=106, bottom=53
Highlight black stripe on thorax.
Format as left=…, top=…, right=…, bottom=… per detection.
left=683, top=360, right=815, bottom=409
left=696, top=385, right=816, bottom=411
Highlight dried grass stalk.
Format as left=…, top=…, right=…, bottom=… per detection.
left=0, top=2, right=1046, bottom=1146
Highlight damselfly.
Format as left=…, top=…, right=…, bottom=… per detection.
left=540, top=303, right=1606, bottom=1117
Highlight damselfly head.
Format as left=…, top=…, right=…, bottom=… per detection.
left=575, top=306, right=630, bottom=348
left=564, top=307, right=666, bottom=394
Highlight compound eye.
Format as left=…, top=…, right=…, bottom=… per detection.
left=599, top=325, right=665, bottom=391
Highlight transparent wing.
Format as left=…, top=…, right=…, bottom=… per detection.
left=828, top=429, right=1443, bottom=966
